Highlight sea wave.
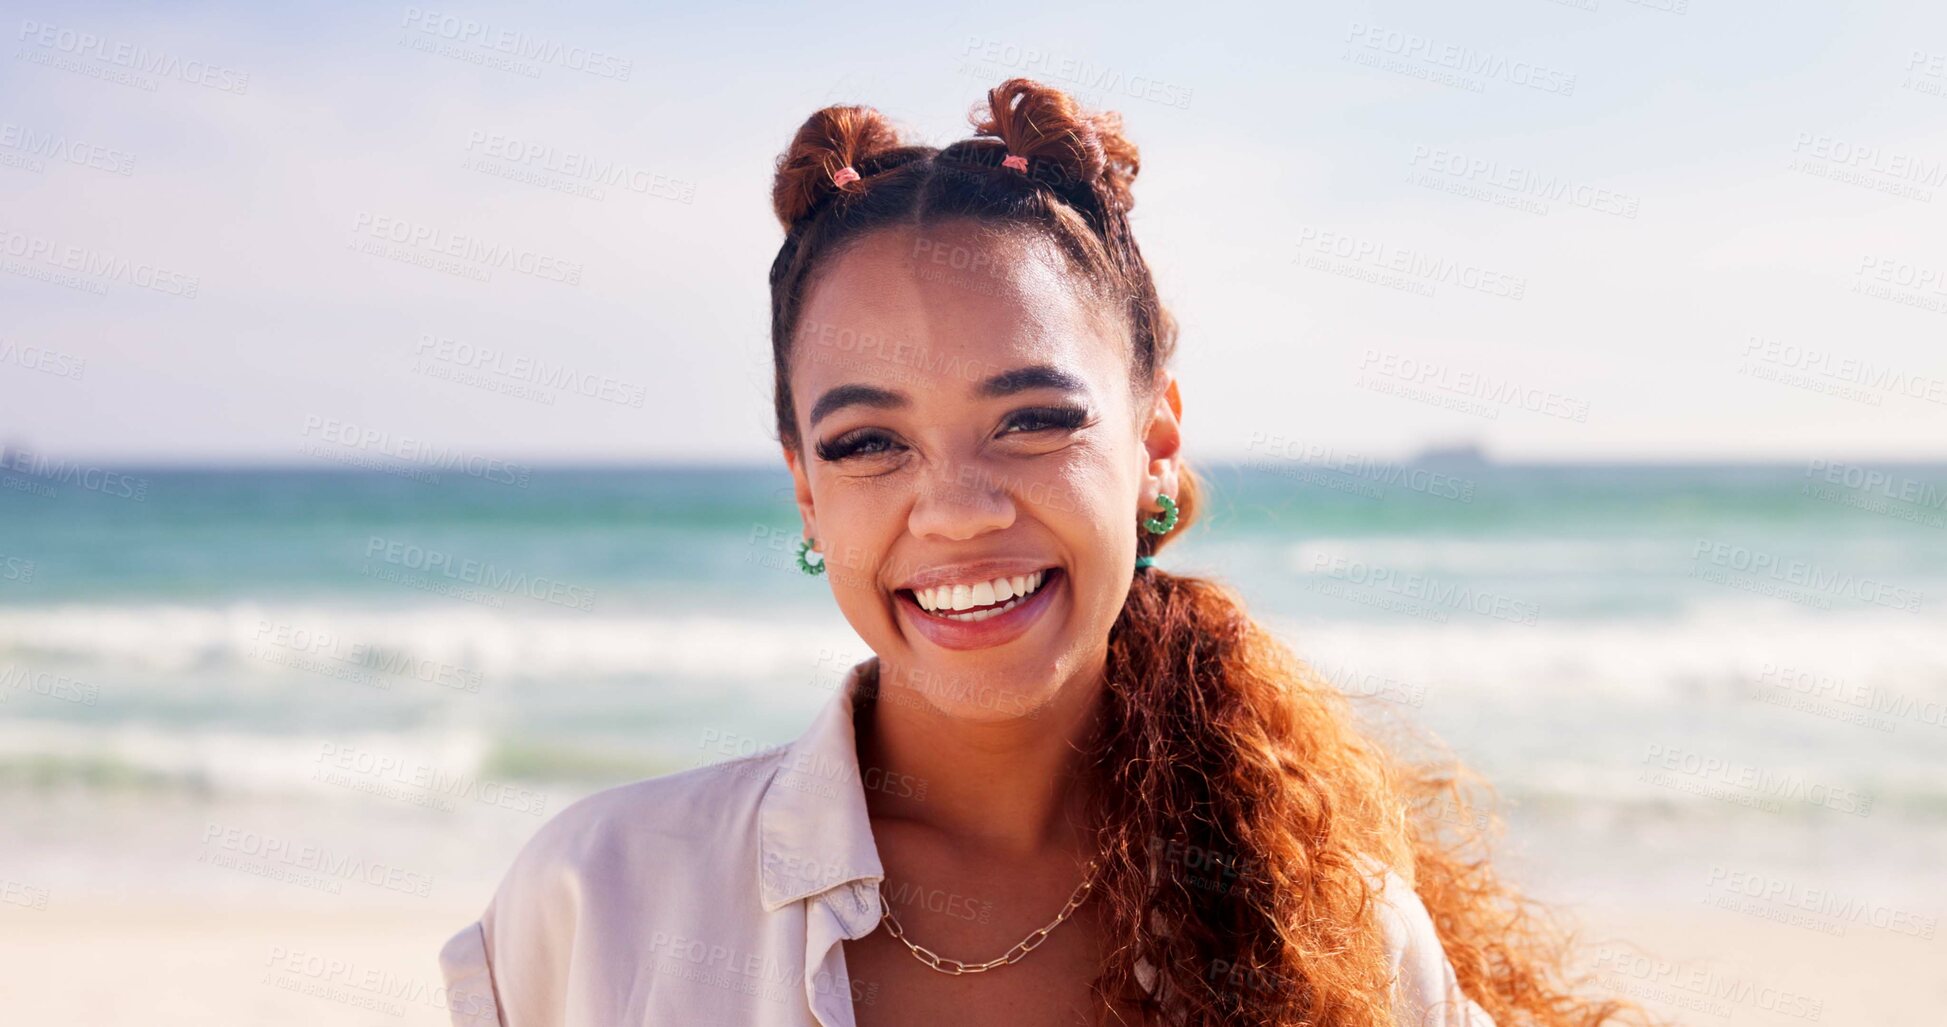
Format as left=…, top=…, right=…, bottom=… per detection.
left=1272, top=601, right=1947, bottom=704
left=1285, top=536, right=1945, bottom=580
left=2, top=599, right=1942, bottom=809
left=2, top=599, right=1944, bottom=706
left=0, top=601, right=861, bottom=682
left=1288, top=536, right=1684, bottom=576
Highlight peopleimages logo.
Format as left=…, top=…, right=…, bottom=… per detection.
left=1294, top=227, right=1529, bottom=300
left=0, top=339, right=87, bottom=380
left=412, top=333, right=648, bottom=408
left=363, top=537, right=597, bottom=612
left=1690, top=539, right=1923, bottom=612
left=1790, top=133, right=1947, bottom=186
left=1740, top=335, right=1947, bottom=407
left=347, top=212, right=583, bottom=286
left=1243, top=434, right=1478, bottom=503
left=958, top=36, right=1193, bottom=110
left=1804, top=459, right=1947, bottom=509
left=300, top=415, right=531, bottom=486
left=199, top=823, right=434, bottom=897
left=0, top=444, right=148, bottom=500
left=1705, top=865, right=1937, bottom=940
left=15, top=18, right=250, bottom=94
left=399, top=8, right=632, bottom=80
left=314, top=743, right=546, bottom=816
left=461, top=131, right=693, bottom=203
left=1342, top=22, right=1577, bottom=96
left=1407, top=145, right=1640, bottom=218
left=1306, top=553, right=1541, bottom=625
left=1356, top=349, right=1589, bottom=422
left=0, top=122, right=136, bottom=176
left=0, top=226, right=200, bottom=297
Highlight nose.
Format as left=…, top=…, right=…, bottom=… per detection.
left=907, top=460, right=1017, bottom=542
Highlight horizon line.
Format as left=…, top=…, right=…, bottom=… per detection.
left=10, top=454, right=1947, bottom=472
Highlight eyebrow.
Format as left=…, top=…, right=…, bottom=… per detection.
left=978, top=364, right=1088, bottom=398
left=807, top=363, right=1088, bottom=428
left=807, top=383, right=904, bottom=427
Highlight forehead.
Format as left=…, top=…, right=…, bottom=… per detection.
left=790, top=223, right=1126, bottom=401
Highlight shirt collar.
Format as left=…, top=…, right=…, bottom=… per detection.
left=756, top=655, right=886, bottom=915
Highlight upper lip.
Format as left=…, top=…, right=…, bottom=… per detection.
left=895, top=560, right=1059, bottom=592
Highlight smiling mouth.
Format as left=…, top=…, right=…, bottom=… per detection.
left=901, top=568, right=1060, bottom=623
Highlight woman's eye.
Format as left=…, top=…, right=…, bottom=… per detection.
left=1000, top=405, right=1088, bottom=436
left=814, top=407, right=1085, bottom=462
left=815, top=429, right=903, bottom=462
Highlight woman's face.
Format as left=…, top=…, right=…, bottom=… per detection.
left=783, top=222, right=1181, bottom=721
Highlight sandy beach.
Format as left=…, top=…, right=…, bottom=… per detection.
left=1, top=897, right=1934, bottom=1025
left=1569, top=902, right=1941, bottom=1026
left=0, top=901, right=480, bottom=1026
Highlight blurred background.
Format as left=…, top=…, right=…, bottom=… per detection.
left=3, top=0, right=1944, bottom=1023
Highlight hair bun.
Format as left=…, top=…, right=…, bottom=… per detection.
left=771, top=105, right=906, bottom=228
left=971, top=78, right=1141, bottom=214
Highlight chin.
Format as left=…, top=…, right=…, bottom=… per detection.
left=893, top=636, right=1107, bottom=726
left=872, top=645, right=1049, bottom=721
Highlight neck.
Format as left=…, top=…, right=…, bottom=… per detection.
left=854, top=656, right=1106, bottom=862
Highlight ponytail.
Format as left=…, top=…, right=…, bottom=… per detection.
left=1081, top=462, right=1646, bottom=1025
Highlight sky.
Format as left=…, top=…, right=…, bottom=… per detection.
left=2, top=0, right=1945, bottom=465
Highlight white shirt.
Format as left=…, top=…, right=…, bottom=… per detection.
left=438, top=658, right=1497, bottom=1026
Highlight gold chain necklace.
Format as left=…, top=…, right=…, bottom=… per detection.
left=879, top=860, right=1100, bottom=975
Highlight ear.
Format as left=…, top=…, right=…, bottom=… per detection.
left=782, top=443, right=818, bottom=549
left=1141, top=371, right=1183, bottom=503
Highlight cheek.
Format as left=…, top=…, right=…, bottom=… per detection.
left=1044, top=458, right=1141, bottom=634
left=1036, top=451, right=1136, bottom=557
left=804, top=477, right=892, bottom=584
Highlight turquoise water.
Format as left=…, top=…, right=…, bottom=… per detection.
left=3, top=461, right=1944, bottom=897
left=7, top=462, right=1942, bottom=608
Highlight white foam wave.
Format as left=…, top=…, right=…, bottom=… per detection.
left=1268, top=603, right=1947, bottom=705
left=0, top=602, right=862, bottom=682
left=0, top=720, right=494, bottom=795
left=1285, top=536, right=1690, bottom=576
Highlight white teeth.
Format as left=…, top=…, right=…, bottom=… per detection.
left=908, top=570, right=1052, bottom=619
left=938, top=596, right=1023, bottom=622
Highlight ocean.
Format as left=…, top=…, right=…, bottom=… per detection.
left=3, top=460, right=1944, bottom=908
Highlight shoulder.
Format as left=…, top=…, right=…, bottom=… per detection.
left=1366, top=862, right=1500, bottom=1027
left=489, top=750, right=783, bottom=917
left=438, top=752, right=786, bottom=1026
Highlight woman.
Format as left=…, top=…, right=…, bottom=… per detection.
left=439, top=79, right=1647, bottom=1027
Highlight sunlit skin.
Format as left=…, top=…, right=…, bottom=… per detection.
left=781, top=222, right=1181, bottom=1022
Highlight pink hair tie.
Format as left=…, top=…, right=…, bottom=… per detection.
left=1001, top=153, right=1028, bottom=172
left=832, top=166, right=860, bottom=188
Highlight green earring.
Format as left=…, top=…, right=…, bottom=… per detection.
left=795, top=537, right=826, bottom=576
left=1142, top=493, right=1178, bottom=535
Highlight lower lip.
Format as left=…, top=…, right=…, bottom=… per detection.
left=896, top=571, right=1063, bottom=652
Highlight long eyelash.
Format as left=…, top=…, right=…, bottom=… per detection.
left=815, top=429, right=899, bottom=462
left=1004, top=405, right=1089, bottom=433
left=815, top=406, right=1086, bottom=462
